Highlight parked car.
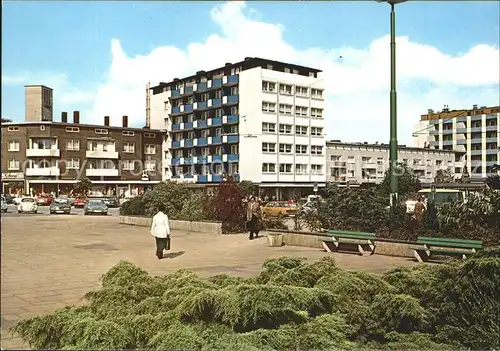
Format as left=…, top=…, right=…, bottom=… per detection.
left=58, top=195, right=75, bottom=206
left=18, top=197, right=38, bottom=214
left=49, top=198, right=72, bottom=214
left=1, top=197, right=8, bottom=213
left=84, top=199, right=108, bottom=215
left=262, top=201, right=298, bottom=218
left=13, top=195, right=29, bottom=205
left=36, top=194, right=54, bottom=206
left=74, top=196, right=87, bottom=208
left=3, top=194, right=14, bottom=204
left=101, top=196, right=119, bottom=208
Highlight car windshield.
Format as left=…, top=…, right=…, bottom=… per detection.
left=21, top=198, right=35, bottom=203
left=432, top=192, right=463, bottom=206
left=54, top=198, right=69, bottom=204
left=88, top=200, right=104, bottom=205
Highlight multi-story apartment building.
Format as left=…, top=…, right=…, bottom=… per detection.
left=413, top=104, right=499, bottom=179
left=326, top=141, right=465, bottom=185
left=1, top=109, right=163, bottom=196
left=149, top=57, right=326, bottom=199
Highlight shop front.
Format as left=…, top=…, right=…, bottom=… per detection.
left=1, top=172, right=25, bottom=195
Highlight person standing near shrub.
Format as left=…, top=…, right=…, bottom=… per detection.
left=246, top=196, right=262, bottom=240
left=413, top=197, right=426, bottom=221
left=150, top=205, right=171, bottom=259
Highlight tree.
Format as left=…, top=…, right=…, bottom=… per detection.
left=238, top=180, right=258, bottom=196
left=1, top=118, right=12, bottom=123
left=378, top=164, right=421, bottom=202
left=486, top=175, right=500, bottom=190
left=141, top=181, right=192, bottom=218
left=213, top=176, right=246, bottom=233
left=73, top=178, right=92, bottom=196
left=434, top=168, right=455, bottom=183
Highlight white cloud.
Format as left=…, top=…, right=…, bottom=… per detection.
left=11, top=2, right=500, bottom=143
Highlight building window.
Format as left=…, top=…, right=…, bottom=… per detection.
left=8, top=141, right=20, bottom=152
left=311, top=108, right=323, bottom=118
left=145, top=144, right=156, bottom=154
left=311, top=127, right=323, bottom=136
left=7, top=126, right=20, bottom=132
left=122, top=131, right=135, bottom=136
left=262, top=122, right=276, bottom=133
left=278, top=103, right=293, bottom=115
left=262, top=142, right=276, bottom=153
left=279, top=83, right=293, bottom=95
left=66, top=158, right=80, bottom=169
left=279, top=163, right=292, bottom=173
left=295, top=106, right=308, bottom=116
left=279, top=143, right=292, bottom=153
left=279, top=124, right=292, bottom=134
left=348, top=156, right=356, bottom=163
left=262, top=102, right=277, bottom=113
left=295, top=164, right=308, bottom=174
left=215, top=109, right=223, bottom=118
left=123, top=142, right=135, bottom=153
left=230, top=106, right=238, bottom=115
left=295, top=145, right=308, bottom=154
left=377, top=157, right=384, bottom=165
left=284, top=67, right=291, bottom=74
left=66, top=126, right=79, bottom=133
left=66, top=140, right=80, bottom=151
left=230, top=144, right=239, bottom=154
left=95, top=128, right=109, bottom=135
left=215, top=90, right=222, bottom=99
left=330, top=155, right=341, bottom=161
left=295, top=126, right=308, bottom=135
left=311, top=89, right=323, bottom=99
left=311, top=145, right=323, bottom=155
left=145, top=161, right=156, bottom=171
left=295, top=86, right=308, bottom=97
left=8, top=160, right=20, bottom=170
left=311, top=164, right=323, bottom=174
left=122, top=160, right=135, bottom=171
left=262, top=81, right=276, bottom=92
left=145, top=132, right=156, bottom=138
left=262, top=163, right=276, bottom=173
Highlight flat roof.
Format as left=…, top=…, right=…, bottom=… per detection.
left=24, top=85, right=53, bottom=90
left=420, top=105, right=500, bottom=121
left=151, top=57, right=322, bottom=90
left=1, top=121, right=164, bottom=133
left=326, top=140, right=465, bottom=154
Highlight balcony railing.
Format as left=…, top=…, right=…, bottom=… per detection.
left=86, top=150, right=119, bottom=159
left=86, top=169, right=119, bottom=177
left=26, top=167, right=60, bottom=176
left=26, top=148, right=60, bottom=157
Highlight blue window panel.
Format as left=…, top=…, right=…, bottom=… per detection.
left=227, top=95, right=239, bottom=104
left=197, top=157, right=207, bottom=164
left=212, top=175, right=223, bottom=182
left=185, top=86, right=193, bottom=94
left=171, top=158, right=180, bottom=165
left=171, top=90, right=180, bottom=97
left=184, top=104, right=193, bottom=112
left=196, top=101, right=207, bottom=110
left=198, top=138, right=208, bottom=146
left=197, top=120, right=207, bottom=128
left=228, top=135, right=239, bottom=143
left=172, top=141, right=181, bottom=148
left=227, top=75, right=239, bottom=84
left=172, top=106, right=180, bottom=113
left=212, top=136, right=222, bottom=144
left=227, top=114, right=239, bottom=124
left=212, top=117, right=222, bottom=126
left=172, top=124, right=180, bottom=131
left=228, top=154, right=239, bottom=161
left=213, top=79, right=222, bottom=87
left=196, top=83, right=207, bottom=92
left=184, top=122, right=193, bottom=130
left=213, top=155, right=222, bottom=162
left=184, top=139, right=193, bottom=147
left=213, top=98, right=222, bottom=106
left=184, top=174, right=194, bottom=178
left=184, top=158, right=193, bottom=165
left=172, top=175, right=180, bottom=179
left=198, top=175, right=208, bottom=182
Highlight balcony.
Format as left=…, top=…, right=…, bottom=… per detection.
left=486, top=125, right=498, bottom=132
left=212, top=79, right=222, bottom=88
left=208, top=117, right=222, bottom=127
left=442, top=129, right=453, bottom=135
left=86, top=150, right=119, bottom=159
left=429, top=130, right=440, bottom=135
left=223, top=154, right=239, bottom=162
left=456, top=139, right=467, bottom=145
left=469, top=149, right=483, bottom=156
left=222, top=75, right=239, bottom=85
left=86, top=168, right=119, bottom=177
left=193, top=101, right=207, bottom=110
left=223, top=114, right=239, bottom=124
left=442, top=140, right=453, bottom=146
left=486, top=149, right=499, bottom=155
left=208, top=136, right=222, bottom=145
left=172, top=106, right=181, bottom=114
left=193, top=156, right=207, bottom=164
left=486, top=137, right=498, bottom=143
left=222, top=95, right=239, bottom=105
left=470, top=127, right=482, bottom=133
left=172, top=124, right=181, bottom=131
left=455, top=128, right=467, bottom=134
left=471, top=115, right=483, bottom=122
left=222, top=135, right=239, bottom=143
left=172, top=141, right=181, bottom=148
left=208, top=154, right=222, bottom=162
left=26, top=148, right=60, bottom=157
left=195, top=138, right=208, bottom=146
left=197, top=175, right=208, bottom=183
left=331, top=161, right=346, bottom=167
left=193, top=82, right=207, bottom=92
left=193, top=120, right=208, bottom=129
left=26, top=167, right=60, bottom=177
left=171, top=89, right=180, bottom=97
left=183, top=139, right=193, bottom=148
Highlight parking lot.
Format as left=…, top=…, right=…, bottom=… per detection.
left=0, top=214, right=414, bottom=349
left=1, top=203, right=120, bottom=217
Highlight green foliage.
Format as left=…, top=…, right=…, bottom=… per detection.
left=486, top=175, right=500, bottom=189
left=13, top=254, right=500, bottom=350
left=238, top=181, right=258, bottom=196
left=260, top=213, right=288, bottom=230
left=378, top=164, right=421, bottom=202
left=73, top=178, right=92, bottom=196
left=119, top=196, right=145, bottom=216
left=434, top=168, right=455, bottom=183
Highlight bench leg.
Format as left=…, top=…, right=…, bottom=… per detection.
left=413, top=249, right=429, bottom=263
left=323, top=241, right=338, bottom=253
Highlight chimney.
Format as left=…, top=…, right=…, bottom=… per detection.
left=73, top=111, right=80, bottom=124
left=104, top=116, right=110, bottom=126
left=61, top=112, right=68, bottom=123
left=122, top=115, right=128, bottom=128
left=472, top=104, right=478, bottom=109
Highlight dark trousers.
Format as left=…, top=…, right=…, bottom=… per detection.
left=248, top=215, right=259, bottom=239
left=155, top=237, right=170, bottom=251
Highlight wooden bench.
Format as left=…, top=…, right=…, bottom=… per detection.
left=321, top=230, right=376, bottom=256
left=412, top=236, right=483, bottom=262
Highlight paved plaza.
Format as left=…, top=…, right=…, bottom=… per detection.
left=1, top=215, right=415, bottom=349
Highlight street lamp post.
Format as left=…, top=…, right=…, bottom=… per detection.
left=378, top=0, right=406, bottom=204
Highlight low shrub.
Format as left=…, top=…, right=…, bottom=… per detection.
left=119, top=196, right=145, bottom=216
left=13, top=253, right=500, bottom=350
left=260, top=214, right=287, bottom=230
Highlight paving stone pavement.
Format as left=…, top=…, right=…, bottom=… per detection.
left=1, top=215, right=415, bottom=349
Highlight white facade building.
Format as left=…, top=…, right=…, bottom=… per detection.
left=149, top=57, right=326, bottom=199
left=413, top=105, right=499, bottom=179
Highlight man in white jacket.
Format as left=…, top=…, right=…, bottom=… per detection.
left=150, top=206, right=171, bottom=260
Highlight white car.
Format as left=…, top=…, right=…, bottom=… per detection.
left=18, top=197, right=38, bottom=214
left=1, top=197, right=8, bottom=213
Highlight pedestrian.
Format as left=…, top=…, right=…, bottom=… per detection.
left=413, top=196, right=426, bottom=221
left=246, top=196, right=261, bottom=240
left=150, top=204, right=171, bottom=259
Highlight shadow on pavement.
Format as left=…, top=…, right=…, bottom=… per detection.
left=163, top=250, right=185, bottom=259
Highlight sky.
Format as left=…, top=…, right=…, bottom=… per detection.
left=2, top=1, right=499, bottom=144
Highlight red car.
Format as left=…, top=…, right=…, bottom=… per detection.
left=36, top=195, right=54, bottom=206
left=74, top=196, right=87, bottom=208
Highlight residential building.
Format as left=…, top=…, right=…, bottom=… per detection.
left=25, top=85, right=53, bottom=122
left=413, top=104, right=499, bottom=179
left=149, top=57, right=326, bottom=199
left=1, top=111, right=163, bottom=196
left=326, top=141, right=465, bottom=185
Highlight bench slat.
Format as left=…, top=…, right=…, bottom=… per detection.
left=327, top=230, right=376, bottom=239
left=417, top=241, right=483, bottom=249
left=325, top=234, right=375, bottom=241
left=322, top=238, right=373, bottom=244
left=417, top=236, right=482, bottom=245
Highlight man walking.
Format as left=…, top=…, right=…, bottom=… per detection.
left=246, top=196, right=261, bottom=240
